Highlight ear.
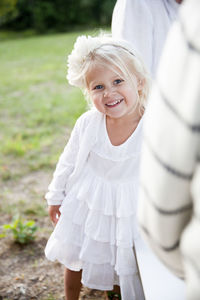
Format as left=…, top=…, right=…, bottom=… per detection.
left=137, top=78, right=145, bottom=91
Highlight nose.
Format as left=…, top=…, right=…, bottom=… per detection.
left=103, top=86, right=115, bottom=98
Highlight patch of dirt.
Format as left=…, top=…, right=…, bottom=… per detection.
left=0, top=170, right=106, bottom=300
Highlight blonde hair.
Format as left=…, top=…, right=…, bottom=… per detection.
left=67, top=35, right=151, bottom=111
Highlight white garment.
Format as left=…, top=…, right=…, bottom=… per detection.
left=45, top=115, right=144, bottom=300
left=138, top=0, right=200, bottom=298
left=112, top=0, right=179, bottom=76
left=45, top=110, right=102, bottom=206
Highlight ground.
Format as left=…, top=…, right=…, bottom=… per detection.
left=0, top=170, right=106, bottom=300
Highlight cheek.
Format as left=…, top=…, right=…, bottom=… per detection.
left=127, top=85, right=138, bottom=96
left=91, top=94, right=101, bottom=106
left=126, top=90, right=138, bottom=105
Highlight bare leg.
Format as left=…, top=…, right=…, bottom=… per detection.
left=64, top=268, right=82, bottom=300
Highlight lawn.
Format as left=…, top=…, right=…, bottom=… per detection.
left=0, top=31, right=88, bottom=181
left=0, top=30, right=106, bottom=300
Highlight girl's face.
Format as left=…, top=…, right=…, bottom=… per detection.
left=86, top=64, right=142, bottom=120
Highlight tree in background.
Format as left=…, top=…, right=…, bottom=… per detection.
left=0, top=0, right=116, bottom=33
left=0, top=0, right=18, bottom=26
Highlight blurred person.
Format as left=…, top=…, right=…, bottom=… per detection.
left=138, top=0, right=200, bottom=299
left=112, top=0, right=182, bottom=77
left=44, top=34, right=151, bottom=300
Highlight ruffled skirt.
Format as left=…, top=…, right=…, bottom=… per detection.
left=45, top=164, right=144, bottom=299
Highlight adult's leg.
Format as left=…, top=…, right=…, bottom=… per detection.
left=64, top=268, right=82, bottom=300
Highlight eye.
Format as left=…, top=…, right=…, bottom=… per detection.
left=94, top=84, right=103, bottom=90
left=114, top=79, right=124, bottom=85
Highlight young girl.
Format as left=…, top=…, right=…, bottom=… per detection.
left=45, top=35, right=150, bottom=300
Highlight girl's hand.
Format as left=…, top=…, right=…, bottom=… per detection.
left=48, top=205, right=61, bottom=225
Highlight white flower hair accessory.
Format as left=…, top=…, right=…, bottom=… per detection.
left=66, top=34, right=141, bottom=89
left=67, top=34, right=151, bottom=111
left=67, top=35, right=103, bottom=88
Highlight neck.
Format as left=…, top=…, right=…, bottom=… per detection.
left=105, top=111, right=142, bottom=146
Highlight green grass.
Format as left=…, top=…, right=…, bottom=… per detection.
left=0, top=30, right=96, bottom=180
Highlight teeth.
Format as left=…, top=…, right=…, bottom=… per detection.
left=106, top=99, right=121, bottom=106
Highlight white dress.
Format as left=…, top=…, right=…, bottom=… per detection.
left=45, top=116, right=145, bottom=300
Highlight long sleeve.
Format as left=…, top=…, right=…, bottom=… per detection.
left=138, top=0, right=200, bottom=298
left=45, top=117, right=81, bottom=205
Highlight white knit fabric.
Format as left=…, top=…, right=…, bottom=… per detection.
left=112, top=0, right=179, bottom=76
left=45, top=114, right=144, bottom=299
left=138, top=0, right=200, bottom=299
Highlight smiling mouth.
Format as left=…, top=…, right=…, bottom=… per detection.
left=105, top=99, right=123, bottom=107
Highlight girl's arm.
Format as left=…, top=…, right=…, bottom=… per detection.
left=45, top=116, right=82, bottom=206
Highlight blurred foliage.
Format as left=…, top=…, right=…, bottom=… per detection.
left=1, top=217, right=38, bottom=244
left=0, top=0, right=17, bottom=16
left=0, top=0, right=115, bottom=33
left=0, top=0, right=18, bottom=25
